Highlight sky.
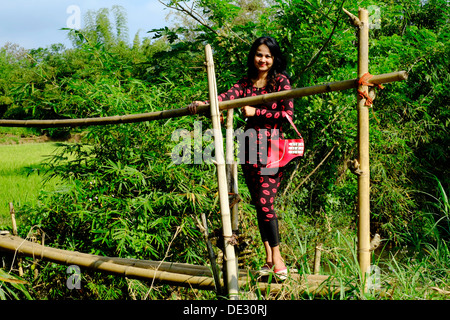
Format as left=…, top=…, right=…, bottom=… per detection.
left=0, top=0, right=175, bottom=50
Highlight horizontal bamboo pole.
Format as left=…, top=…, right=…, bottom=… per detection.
left=0, top=235, right=349, bottom=295
left=0, top=106, right=208, bottom=128
left=0, top=235, right=209, bottom=289
left=0, top=71, right=407, bottom=128
left=218, top=71, right=407, bottom=111
left=0, top=235, right=279, bottom=292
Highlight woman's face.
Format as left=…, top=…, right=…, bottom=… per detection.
left=253, top=44, right=274, bottom=75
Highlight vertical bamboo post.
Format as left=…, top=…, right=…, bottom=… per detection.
left=9, top=202, right=18, bottom=236
left=9, top=202, right=23, bottom=276
left=356, top=7, right=371, bottom=288
left=226, top=105, right=240, bottom=286
left=226, top=109, right=239, bottom=232
left=313, top=243, right=322, bottom=275
left=205, top=44, right=239, bottom=300
left=200, top=211, right=223, bottom=295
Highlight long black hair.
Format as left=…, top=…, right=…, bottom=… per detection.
left=246, top=36, right=290, bottom=92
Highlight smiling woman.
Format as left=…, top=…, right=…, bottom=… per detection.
left=0, top=142, right=60, bottom=227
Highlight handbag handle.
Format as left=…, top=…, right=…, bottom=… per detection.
left=282, top=111, right=303, bottom=139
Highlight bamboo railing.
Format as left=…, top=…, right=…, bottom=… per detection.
left=205, top=44, right=239, bottom=299
left=0, top=71, right=407, bottom=128
left=0, top=234, right=344, bottom=296
left=0, top=7, right=409, bottom=298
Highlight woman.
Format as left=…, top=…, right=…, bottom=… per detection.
left=193, top=37, right=294, bottom=279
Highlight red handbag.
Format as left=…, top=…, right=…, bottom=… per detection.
left=266, top=112, right=304, bottom=168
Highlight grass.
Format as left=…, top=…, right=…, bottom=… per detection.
left=0, top=142, right=61, bottom=228
left=272, top=206, right=450, bottom=300
left=1, top=131, right=448, bottom=300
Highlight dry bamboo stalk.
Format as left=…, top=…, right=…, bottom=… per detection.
left=225, top=106, right=240, bottom=299
left=0, top=234, right=285, bottom=293
left=218, top=71, right=407, bottom=111
left=225, top=109, right=235, bottom=168
left=0, top=71, right=407, bottom=128
left=9, top=203, right=18, bottom=236
left=0, top=234, right=216, bottom=290
left=100, top=257, right=214, bottom=276
left=9, top=203, right=23, bottom=276
left=0, top=234, right=358, bottom=296
left=355, top=7, right=371, bottom=290
left=225, top=109, right=239, bottom=232
left=313, top=243, right=323, bottom=275
left=230, top=162, right=239, bottom=232
left=200, top=210, right=223, bottom=294
left=225, top=108, right=239, bottom=289
left=343, top=7, right=361, bottom=26
left=205, top=44, right=239, bottom=300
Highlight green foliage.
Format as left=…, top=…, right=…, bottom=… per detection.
left=0, top=0, right=448, bottom=299
left=0, top=268, right=34, bottom=300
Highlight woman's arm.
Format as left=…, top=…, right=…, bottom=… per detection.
left=191, top=78, right=251, bottom=117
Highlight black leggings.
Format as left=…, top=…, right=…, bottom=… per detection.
left=242, top=164, right=283, bottom=247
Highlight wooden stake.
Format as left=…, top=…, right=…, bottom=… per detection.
left=356, top=7, right=371, bottom=290
left=226, top=104, right=240, bottom=297
left=9, top=202, right=23, bottom=276
left=313, top=243, right=323, bottom=275
left=225, top=109, right=239, bottom=232
left=204, top=44, right=239, bottom=300
left=9, top=203, right=18, bottom=236
left=230, top=162, right=239, bottom=232
left=200, top=211, right=223, bottom=295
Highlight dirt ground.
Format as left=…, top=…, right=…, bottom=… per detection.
left=0, top=133, right=82, bottom=145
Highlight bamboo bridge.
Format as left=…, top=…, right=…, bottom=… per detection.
left=0, top=233, right=341, bottom=297
left=0, top=8, right=407, bottom=299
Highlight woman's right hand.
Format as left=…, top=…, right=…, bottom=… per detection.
left=189, top=100, right=224, bottom=123
left=241, top=105, right=256, bottom=117
left=188, top=101, right=205, bottom=115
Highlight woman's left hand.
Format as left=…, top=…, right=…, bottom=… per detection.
left=241, top=106, right=256, bottom=117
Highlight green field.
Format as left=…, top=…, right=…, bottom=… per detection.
left=0, top=142, right=61, bottom=228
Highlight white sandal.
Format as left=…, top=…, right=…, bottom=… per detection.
left=258, top=264, right=273, bottom=276
left=274, top=267, right=288, bottom=281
